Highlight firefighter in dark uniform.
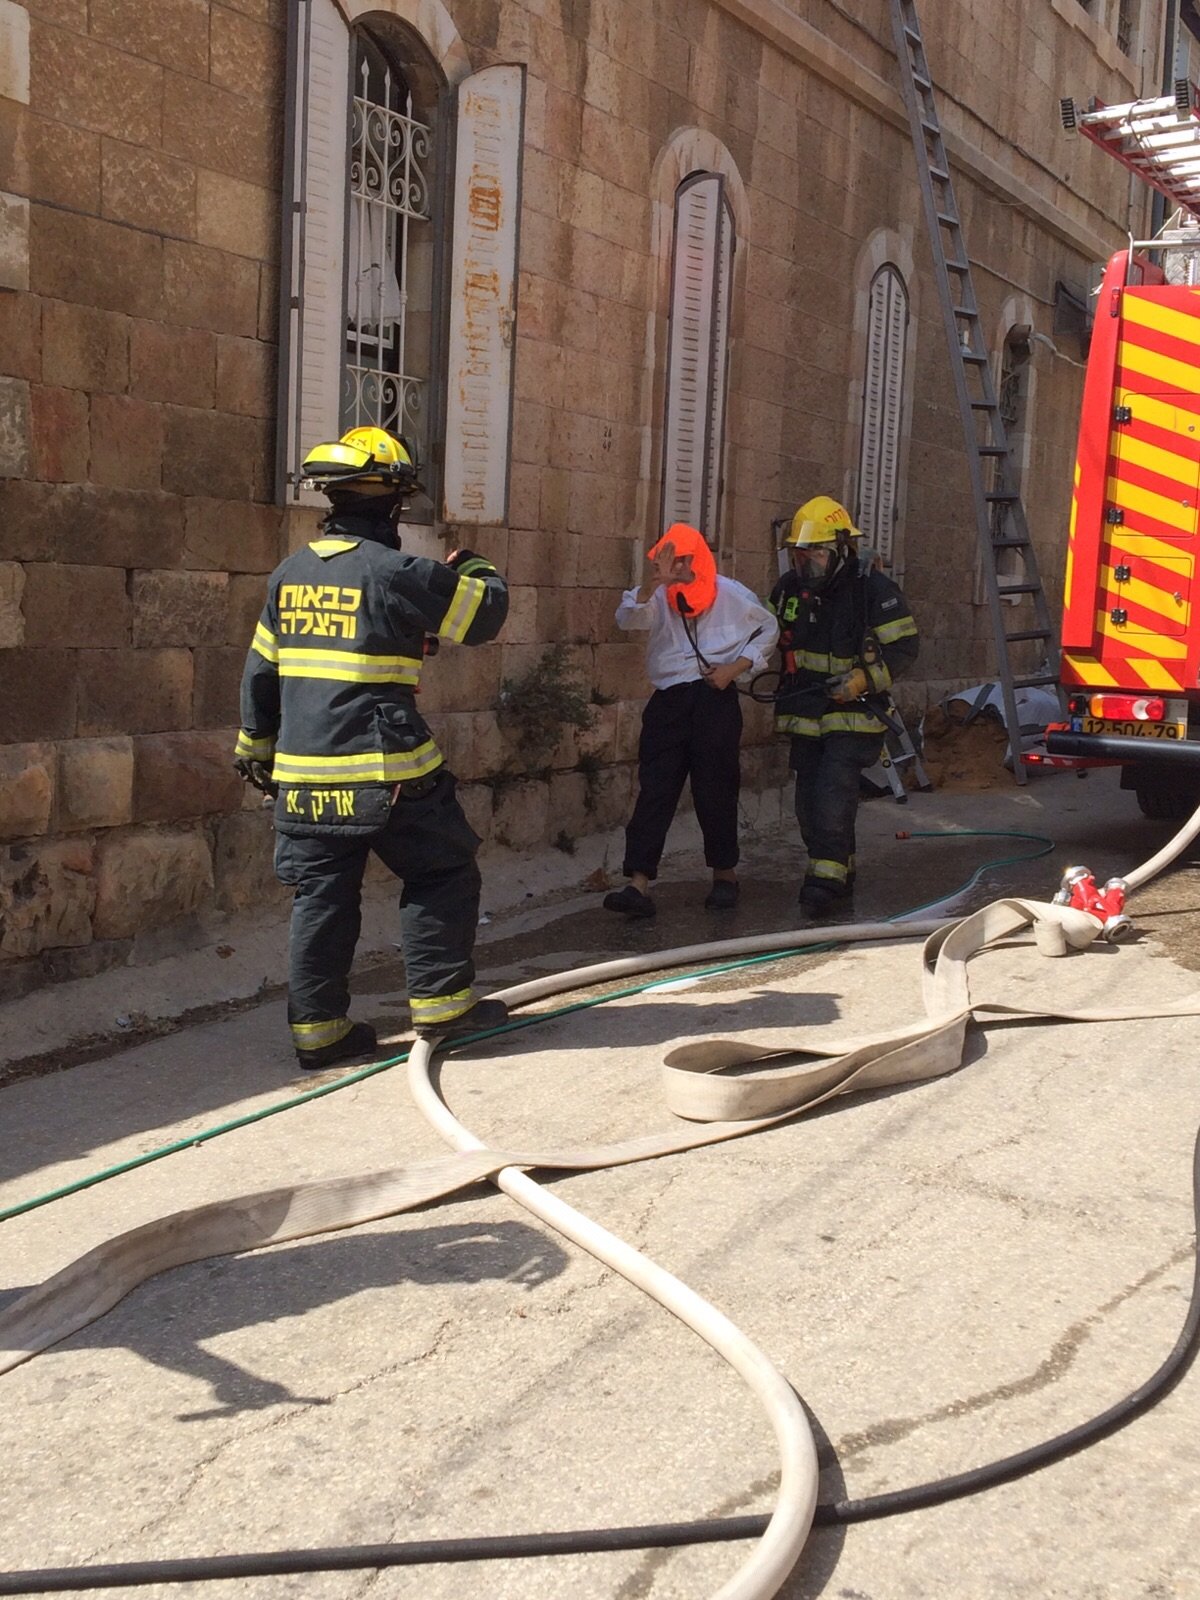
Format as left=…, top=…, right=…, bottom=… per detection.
left=234, top=426, right=510, bottom=1070
left=768, top=496, right=919, bottom=918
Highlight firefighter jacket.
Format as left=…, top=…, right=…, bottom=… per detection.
left=236, top=513, right=508, bottom=837
left=768, top=562, right=918, bottom=739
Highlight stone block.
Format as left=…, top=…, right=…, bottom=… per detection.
left=30, top=22, right=162, bottom=144
left=547, top=770, right=590, bottom=843
left=416, top=643, right=501, bottom=714
left=0, top=188, right=28, bottom=291
left=133, top=728, right=244, bottom=822
left=226, top=572, right=267, bottom=644
left=21, top=561, right=129, bottom=646
left=196, top=168, right=278, bottom=262
left=0, top=647, right=76, bottom=739
left=193, top=645, right=245, bottom=728
left=0, top=372, right=29, bottom=476
left=456, top=781, right=493, bottom=845
left=29, top=383, right=88, bottom=482
left=0, top=287, right=40, bottom=383
left=76, top=647, right=192, bottom=736
left=0, top=1, right=30, bottom=104
left=614, top=697, right=643, bottom=763
left=0, top=557, right=23, bottom=644
left=491, top=777, right=549, bottom=850
left=592, top=640, right=648, bottom=701
left=92, top=825, right=213, bottom=941
left=42, top=300, right=127, bottom=393
left=162, top=405, right=258, bottom=499
left=129, top=319, right=215, bottom=409
left=426, top=708, right=505, bottom=782
left=163, top=239, right=260, bottom=338
left=257, top=261, right=279, bottom=342
left=162, top=74, right=277, bottom=189
left=210, top=6, right=282, bottom=104
left=212, top=807, right=287, bottom=915
left=578, top=699, right=616, bottom=764
left=89, top=0, right=210, bottom=77
left=186, top=497, right=284, bottom=578
left=215, top=335, right=274, bottom=418
left=0, top=742, right=54, bottom=840
left=55, top=736, right=134, bottom=831
left=25, top=110, right=99, bottom=212
left=582, top=762, right=633, bottom=831
left=101, top=140, right=196, bottom=238
left=31, top=206, right=162, bottom=319
left=0, top=836, right=95, bottom=958
left=90, top=392, right=164, bottom=491
left=59, top=484, right=184, bottom=567
left=506, top=525, right=578, bottom=587
left=131, top=568, right=227, bottom=647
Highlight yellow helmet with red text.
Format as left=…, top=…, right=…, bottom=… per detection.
left=300, top=426, right=417, bottom=493
left=783, top=495, right=861, bottom=547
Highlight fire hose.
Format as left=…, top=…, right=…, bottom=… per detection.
left=3, top=815, right=1200, bottom=1595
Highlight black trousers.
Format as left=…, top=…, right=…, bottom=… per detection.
left=274, top=771, right=482, bottom=1029
left=623, top=680, right=742, bottom=879
left=790, top=732, right=884, bottom=890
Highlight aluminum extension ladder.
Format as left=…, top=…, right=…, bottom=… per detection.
left=888, top=0, right=1065, bottom=783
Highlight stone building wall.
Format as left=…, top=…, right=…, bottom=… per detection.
left=0, top=0, right=1163, bottom=993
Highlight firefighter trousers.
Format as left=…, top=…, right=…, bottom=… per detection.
left=274, top=770, right=482, bottom=1042
left=789, top=731, right=884, bottom=892
left=623, top=679, right=742, bottom=879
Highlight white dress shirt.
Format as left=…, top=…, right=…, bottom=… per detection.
left=615, top=577, right=780, bottom=690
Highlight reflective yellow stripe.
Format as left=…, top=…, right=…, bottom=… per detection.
left=253, top=622, right=279, bottom=663
left=866, top=659, right=892, bottom=692
left=810, top=858, right=848, bottom=883
left=439, top=573, right=487, bottom=643
left=874, top=615, right=917, bottom=645
left=277, top=647, right=422, bottom=685
left=235, top=731, right=275, bottom=760
left=776, top=715, right=822, bottom=737
left=792, top=651, right=854, bottom=673
left=409, top=988, right=474, bottom=1023
left=290, top=1017, right=352, bottom=1049
left=455, top=557, right=494, bottom=577
left=819, top=710, right=884, bottom=734
left=309, top=538, right=360, bottom=558
left=273, top=741, right=443, bottom=785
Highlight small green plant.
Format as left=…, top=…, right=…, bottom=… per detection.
left=553, top=829, right=576, bottom=855
left=498, top=644, right=596, bottom=770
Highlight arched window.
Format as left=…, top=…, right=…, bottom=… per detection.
left=278, top=0, right=524, bottom=528
left=857, top=263, right=909, bottom=569
left=661, top=172, right=735, bottom=543
left=343, top=27, right=434, bottom=451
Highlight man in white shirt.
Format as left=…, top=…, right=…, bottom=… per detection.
left=604, top=523, right=779, bottom=917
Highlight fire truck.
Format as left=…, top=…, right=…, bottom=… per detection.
left=1045, top=90, right=1200, bottom=817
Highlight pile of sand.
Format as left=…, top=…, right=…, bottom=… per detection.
left=918, top=702, right=1011, bottom=791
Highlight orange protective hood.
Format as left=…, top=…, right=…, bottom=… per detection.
left=648, top=523, right=717, bottom=617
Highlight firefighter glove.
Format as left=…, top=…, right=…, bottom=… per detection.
left=234, top=758, right=278, bottom=798
left=825, top=667, right=870, bottom=702
left=446, top=547, right=480, bottom=571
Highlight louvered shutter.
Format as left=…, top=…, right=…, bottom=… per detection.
left=857, top=265, right=908, bottom=569
left=662, top=173, right=734, bottom=542
left=442, top=64, right=526, bottom=524
left=276, top=0, right=351, bottom=506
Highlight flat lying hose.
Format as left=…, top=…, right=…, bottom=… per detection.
left=4, top=863, right=1200, bottom=1592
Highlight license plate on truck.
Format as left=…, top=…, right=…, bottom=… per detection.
left=1080, top=716, right=1187, bottom=740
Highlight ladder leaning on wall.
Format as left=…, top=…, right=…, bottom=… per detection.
left=888, top=0, right=1066, bottom=783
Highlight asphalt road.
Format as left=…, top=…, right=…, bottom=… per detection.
left=2, top=765, right=1200, bottom=1600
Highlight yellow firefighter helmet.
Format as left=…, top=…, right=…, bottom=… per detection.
left=300, top=426, right=417, bottom=492
left=784, top=495, right=861, bottom=547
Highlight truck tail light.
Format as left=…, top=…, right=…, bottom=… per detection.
left=1088, top=693, right=1165, bottom=721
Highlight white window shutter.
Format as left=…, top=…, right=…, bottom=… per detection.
left=662, top=173, right=733, bottom=542
left=277, top=0, right=350, bottom=506
left=442, top=63, right=526, bottom=525
left=857, top=265, right=908, bottom=569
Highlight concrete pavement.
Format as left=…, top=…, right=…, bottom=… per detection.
left=2, top=766, right=1200, bottom=1599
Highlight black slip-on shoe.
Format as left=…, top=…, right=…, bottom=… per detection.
left=414, top=997, right=510, bottom=1042
left=602, top=885, right=657, bottom=918
left=295, top=1021, right=378, bottom=1072
left=704, top=879, right=739, bottom=910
